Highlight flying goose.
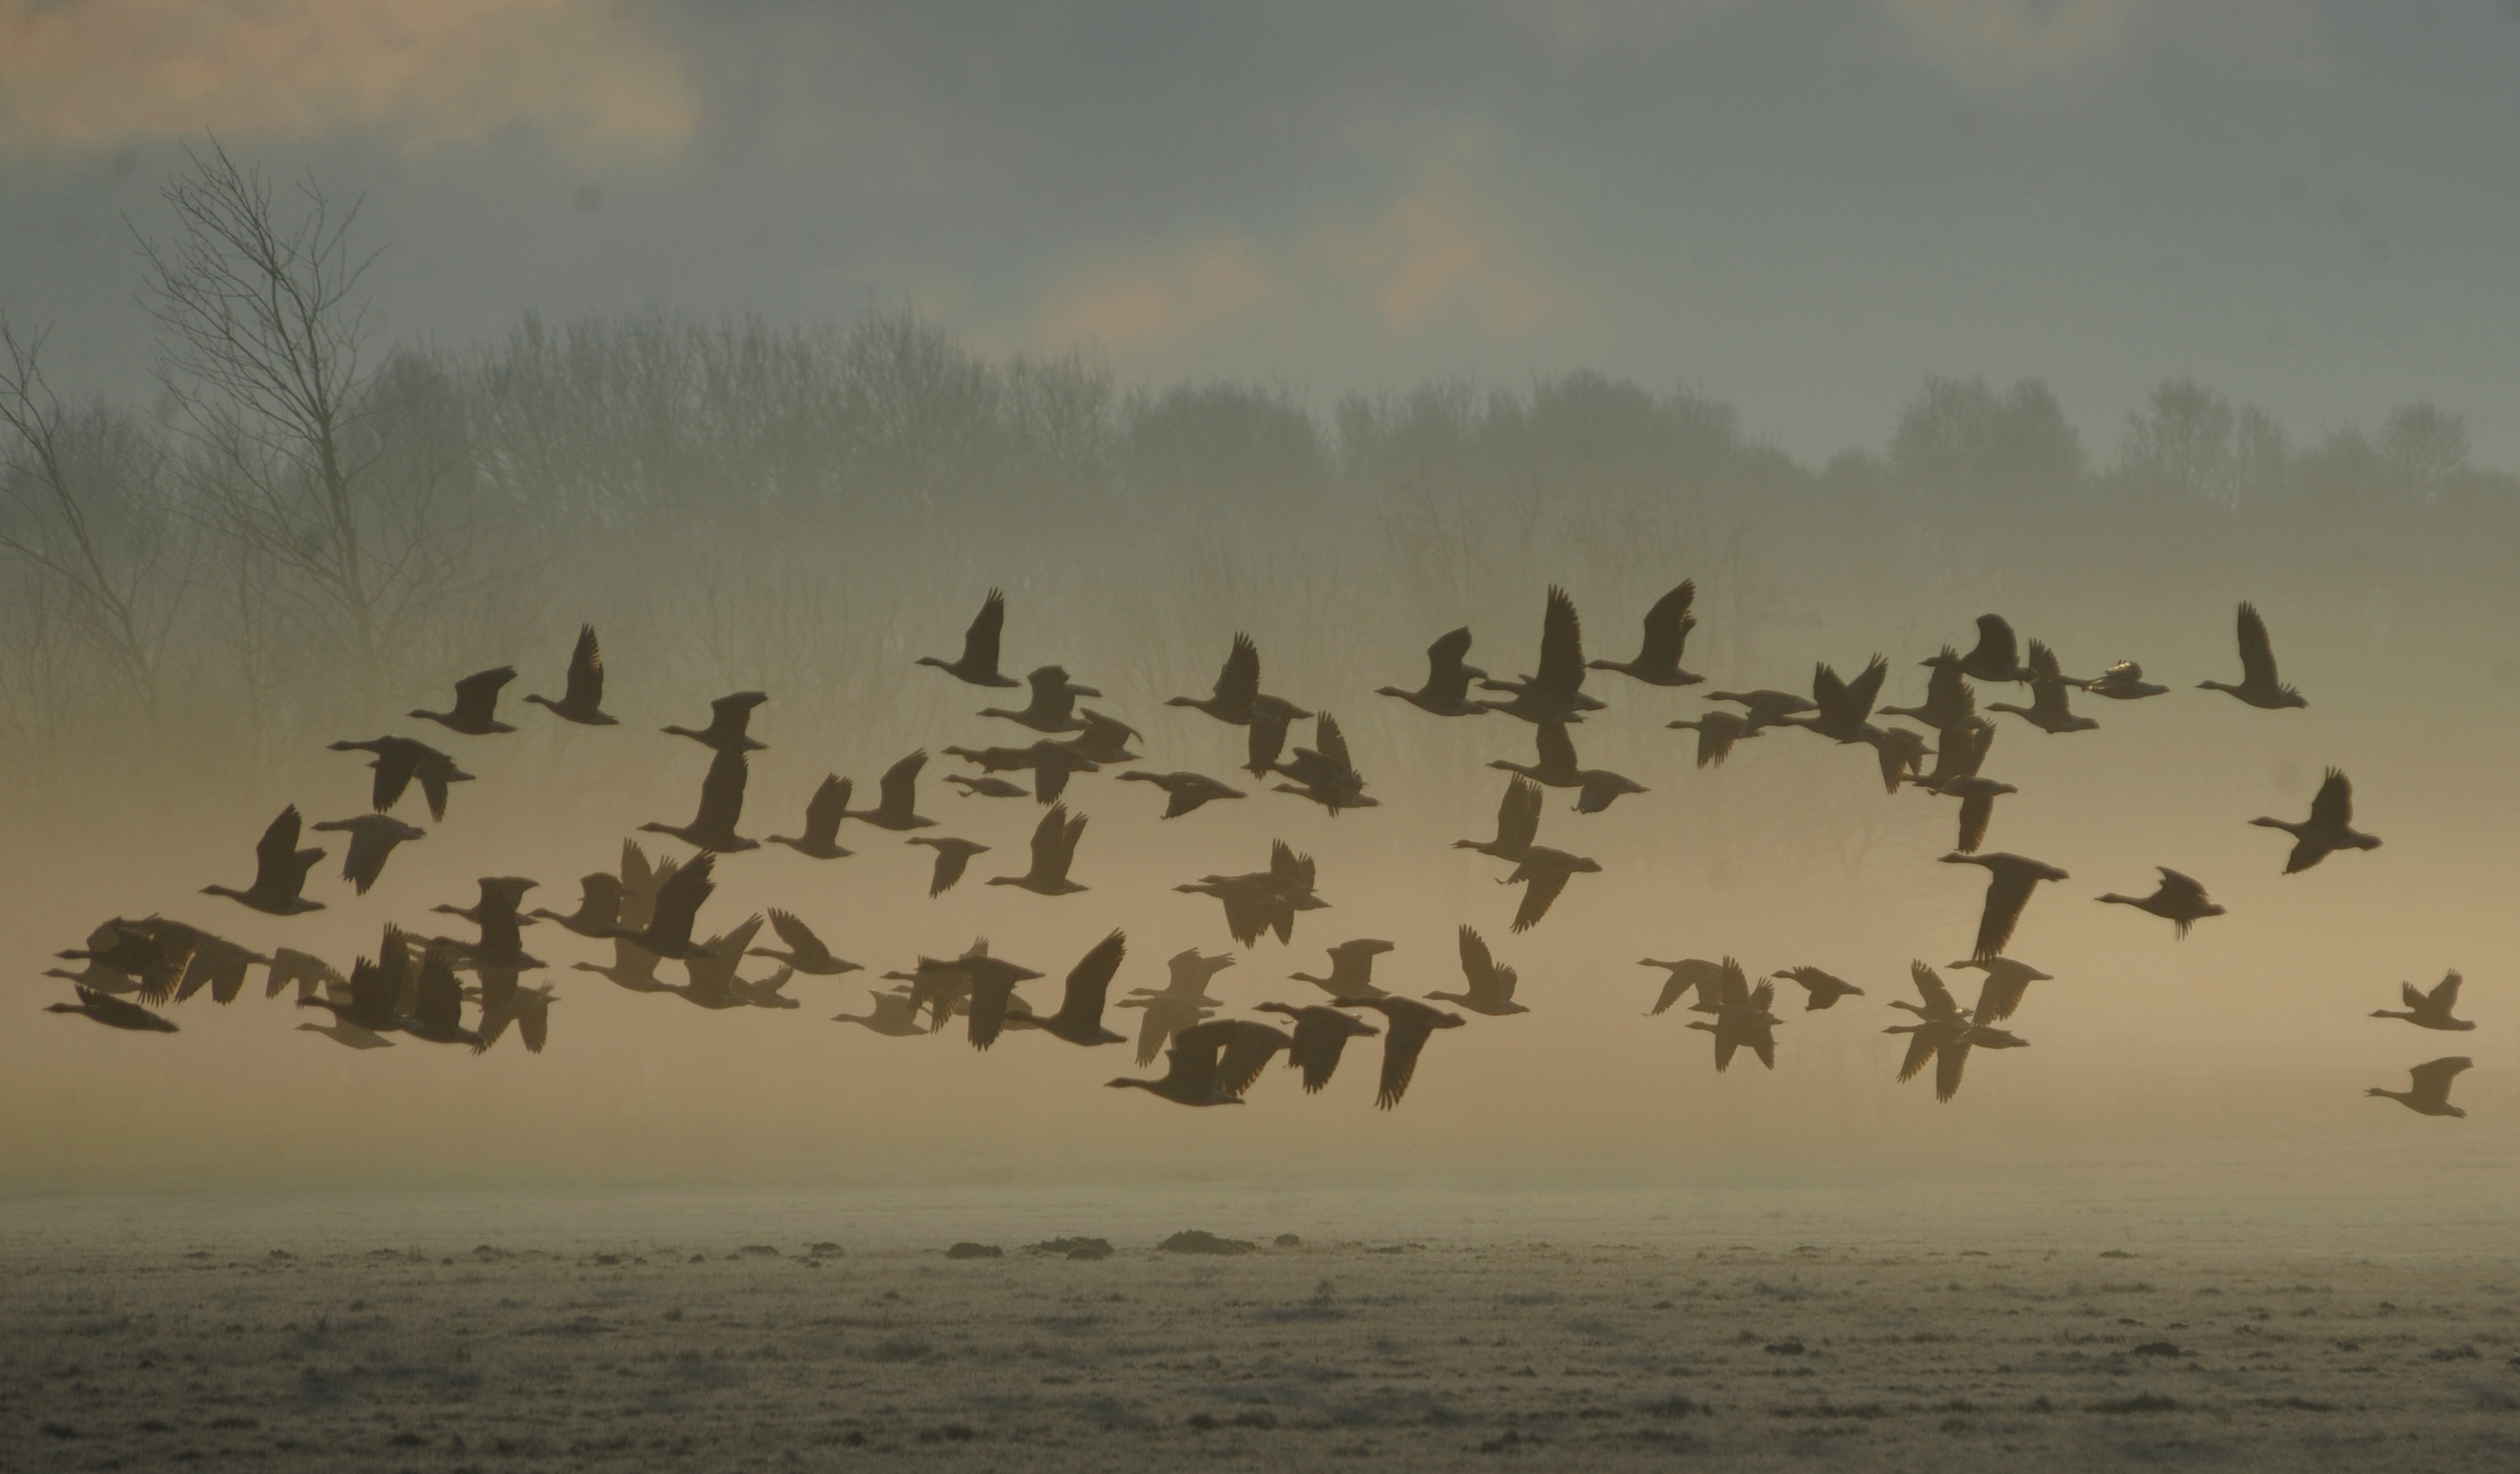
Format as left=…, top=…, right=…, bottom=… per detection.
left=1888, top=1015, right=2028, bottom=1102
left=296, top=954, right=401, bottom=1036
left=668, top=916, right=766, bottom=1011
left=2371, top=971, right=2472, bottom=1031
left=1588, top=580, right=1703, bottom=687
left=2098, top=867, right=2225, bottom=937
left=1127, top=948, right=1236, bottom=1003
left=469, top=968, right=556, bottom=1052
left=1938, top=774, right=2017, bottom=855
left=264, top=947, right=346, bottom=1002
left=663, top=691, right=770, bottom=752
left=1907, top=716, right=1995, bottom=794
left=917, top=589, right=1022, bottom=688
left=2366, top=1057, right=2470, bottom=1118
left=617, top=851, right=718, bottom=961
left=2250, top=769, right=2380, bottom=873
left=1779, top=655, right=1890, bottom=744
left=1291, top=938, right=1396, bottom=1001
left=1117, top=769, right=1246, bottom=818
left=310, top=813, right=425, bottom=895
left=1879, top=648, right=1977, bottom=732
left=905, top=835, right=989, bottom=896
left=1269, top=712, right=1378, bottom=814
left=1488, top=721, right=1646, bottom=813
left=1703, top=687, right=1817, bottom=732
left=529, top=873, right=632, bottom=939
left=328, top=735, right=475, bottom=820
left=639, top=745, right=758, bottom=852
left=1425, top=924, right=1527, bottom=1016
left=747, top=909, right=861, bottom=976
left=1169, top=633, right=1311, bottom=726
left=1986, top=640, right=2098, bottom=735
left=1119, top=993, right=1218, bottom=1068
left=1252, top=1002, right=1381, bottom=1093
left=1641, top=957, right=1732, bottom=1017
left=202, top=806, right=326, bottom=916
left=987, top=803, right=1089, bottom=895
left=296, top=1017, right=393, bottom=1049
left=980, top=665, right=1101, bottom=734
left=1378, top=626, right=1490, bottom=716
left=1956, top=613, right=2033, bottom=684
left=55, top=920, right=175, bottom=1003
left=2085, top=660, right=2168, bottom=700
left=766, top=774, right=853, bottom=858
left=1772, top=966, right=1865, bottom=1011
left=411, top=666, right=518, bottom=735
left=1060, top=711, right=1142, bottom=765
left=939, top=739, right=1101, bottom=804
left=45, top=984, right=179, bottom=1033
left=1478, top=586, right=1606, bottom=723
left=840, top=751, right=938, bottom=831
left=1862, top=725, right=1931, bottom=792
left=523, top=624, right=617, bottom=725
left=1686, top=977, right=1782, bottom=1073
left=2199, top=601, right=2307, bottom=708
left=398, top=942, right=485, bottom=1046
left=1105, top=1019, right=1248, bottom=1106
left=1334, top=996, right=1465, bottom=1109
left=1946, top=956, right=2051, bottom=1024
left=1001, top=930, right=1130, bottom=1046
left=573, top=935, right=672, bottom=994
left=1454, top=775, right=1544, bottom=862
left=961, top=953, right=1049, bottom=1050
left=1666, top=708, right=1763, bottom=768
left=1502, top=845, right=1600, bottom=933
left=832, top=987, right=937, bottom=1037
left=1941, top=851, right=2069, bottom=962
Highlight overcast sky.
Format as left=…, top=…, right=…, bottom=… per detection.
left=4, top=0, right=2516, bottom=463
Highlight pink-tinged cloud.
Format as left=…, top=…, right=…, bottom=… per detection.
left=0, top=0, right=695, bottom=152
left=1038, top=239, right=1271, bottom=348
left=1334, top=193, right=1552, bottom=337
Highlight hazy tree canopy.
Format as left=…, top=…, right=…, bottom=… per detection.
left=1890, top=375, right=2085, bottom=501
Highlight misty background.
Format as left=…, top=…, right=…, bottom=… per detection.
left=2, top=1, right=2515, bottom=1190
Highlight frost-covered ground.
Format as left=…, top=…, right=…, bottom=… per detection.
left=7, top=1172, right=2518, bottom=1471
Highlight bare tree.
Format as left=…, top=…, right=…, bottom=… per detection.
left=136, top=140, right=416, bottom=706
left=0, top=320, right=187, bottom=729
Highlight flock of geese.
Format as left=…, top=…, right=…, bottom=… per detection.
left=39, top=587, right=2472, bottom=1118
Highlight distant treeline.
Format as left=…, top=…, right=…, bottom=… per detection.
left=2, top=148, right=2512, bottom=804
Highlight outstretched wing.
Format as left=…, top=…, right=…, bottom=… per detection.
left=2155, top=867, right=2208, bottom=906
left=1845, top=655, right=1889, bottom=719
left=2236, top=601, right=2281, bottom=689
left=1533, top=585, right=1585, bottom=696
left=2308, top=769, right=2352, bottom=830
left=1314, top=713, right=1352, bottom=772
left=1496, top=776, right=1544, bottom=856
left=1933, top=1038, right=1974, bottom=1102
left=1910, top=960, right=1961, bottom=1018
left=1427, top=626, right=1475, bottom=684
left=564, top=626, right=605, bottom=708
left=1510, top=870, right=1569, bottom=933
left=1975, top=873, right=2039, bottom=962
left=879, top=751, right=928, bottom=814
left=963, top=589, right=1007, bottom=672
left=2431, top=971, right=2463, bottom=1008
left=1057, top=930, right=1127, bottom=1027
left=1215, top=632, right=1261, bottom=707
left=1534, top=720, right=1577, bottom=776
left=2409, top=1055, right=2471, bottom=1102
left=452, top=666, right=516, bottom=722
left=254, top=806, right=306, bottom=886
left=1636, top=580, right=1696, bottom=667
left=694, top=746, right=749, bottom=837
left=1971, top=614, right=2019, bottom=673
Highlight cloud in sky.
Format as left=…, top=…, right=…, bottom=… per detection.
left=1037, top=237, right=1272, bottom=349
left=0, top=0, right=695, bottom=152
